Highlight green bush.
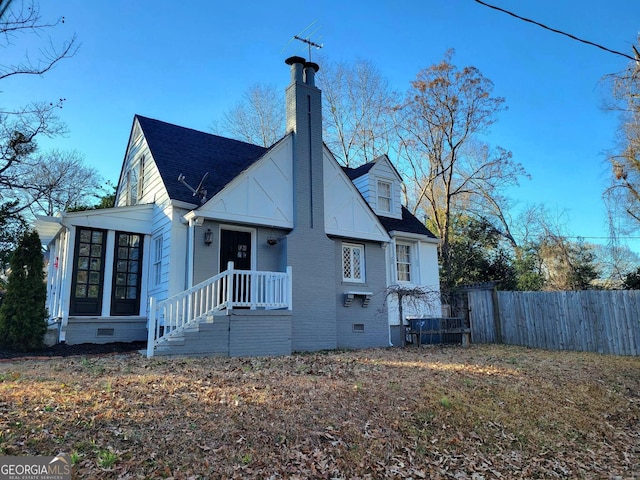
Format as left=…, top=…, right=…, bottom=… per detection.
left=0, top=230, right=47, bottom=351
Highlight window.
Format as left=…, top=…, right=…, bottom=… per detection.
left=377, top=180, right=392, bottom=213
left=138, top=155, right=145, bottom=199
left=127, top=167, right=138, bottom=205
left=126, top=155, right=144, bottom=205
left=396, top=243, right=411, bottom=282
left=152, top=234, right=163, bottom=287
left=342, top=243, right=365, bottom=283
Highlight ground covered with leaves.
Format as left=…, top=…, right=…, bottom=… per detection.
left=0, top=345, right=638, bottom=479
left=0, top=341, right=147, bottom=360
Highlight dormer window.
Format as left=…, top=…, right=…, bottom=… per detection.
left=377, top=180, right=392, bottom=213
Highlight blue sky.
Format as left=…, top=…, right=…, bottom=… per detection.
left=6, top=0, right=640, bottom=251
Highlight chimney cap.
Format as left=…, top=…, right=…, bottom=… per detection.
left=304, top=61, right=320, bottom=73
left=285, top=56, right=306, bottom=66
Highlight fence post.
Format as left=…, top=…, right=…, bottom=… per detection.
left=491, top=287, right=503, bottom=344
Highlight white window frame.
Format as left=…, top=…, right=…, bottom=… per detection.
left=396, top=242, right=412, bottom=283
left=126, top=155, right=144, bottom=206
left=138, top=155, right=145, bottom=200
left=342, top=243, right=365, bottom=283
left=152, top=234, right=163, bottom=287
left=127, top=167, right=138, bottom=205
left=377, top=180, right=392, bottom=213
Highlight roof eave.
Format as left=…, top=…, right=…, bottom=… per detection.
left=388, top=230, right=440, bottom=244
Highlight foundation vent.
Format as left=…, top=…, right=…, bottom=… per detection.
left=97, top=328, right=115, bottom=337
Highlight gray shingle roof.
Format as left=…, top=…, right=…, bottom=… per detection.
left=136, top=115, right=437, bottom=240
left=136, top=115, right=267, bottom=205
left=343, top=162, right=375, bottom=180
left=378, top=206, right=438, bottom=239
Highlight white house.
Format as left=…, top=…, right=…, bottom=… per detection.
left=35, top=56, right=441, bottom=357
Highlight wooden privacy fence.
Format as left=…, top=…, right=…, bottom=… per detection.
left=467, top=289, right=640, bottom=356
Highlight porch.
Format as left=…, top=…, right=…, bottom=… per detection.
left=147, top=262, right=292, bottom=357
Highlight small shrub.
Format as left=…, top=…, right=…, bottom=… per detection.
left=0, top=230, right=47, bottom=351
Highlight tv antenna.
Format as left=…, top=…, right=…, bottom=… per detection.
left=283, top=21, right=323, bottom=60
left=177, top=172, right=209, bottom=203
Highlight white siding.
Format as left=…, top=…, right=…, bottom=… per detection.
left=167, top=206, right=189, bottom=297
left=145, top=202, right=188, bottom=303
left=349, top=156, right=403, bottom=220
left=323, top=148, right=390, bottom=243
left=367, top=157, right=403, bottom=219
left=64, top=204, right=154, bottom=234
left=115, top=117, right=171, bottom=208
left=386, top=237, right=441, bottom=326
left=351, top=174, right=370, bottom=202
left=197, top=137, right=294, bottom=228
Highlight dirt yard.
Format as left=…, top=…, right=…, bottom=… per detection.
left=0, top=344, right=638, bottom=479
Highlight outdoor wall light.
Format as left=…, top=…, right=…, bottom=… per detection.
left=204, top=228, right=213, bottom=246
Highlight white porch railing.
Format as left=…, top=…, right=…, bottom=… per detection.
left=146, top=262, right=292, bottom=357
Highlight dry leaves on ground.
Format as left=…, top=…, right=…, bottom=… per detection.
left=0, top=344, right=638, bottom=479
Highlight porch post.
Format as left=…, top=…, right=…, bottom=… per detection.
left=225, top=261, right=234, bottom=314
left=146, top=296, right=157, bottom=358
left=286, top=266, right=293, bottom=310
left=59, top=226, right=76, bottom=343
left=186, top=219, right=196, bottom=289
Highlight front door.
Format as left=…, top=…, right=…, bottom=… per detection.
left=70, top=228, right=107, bottom=316
left=220, top=229, right=252, bottom=305
left=111, top=232, right=143, bottom=316
left=219, top=229, right=252, bottom=271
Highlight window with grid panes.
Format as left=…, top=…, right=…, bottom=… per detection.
left=377, top=180, right=392, bottom=213
left=152, top=234, right=163, bottom=287
left=126, top=155, right=144, bottom=205
left=342, top=243, right=365, bottom=283
left=70, top=228, right=106, bottom=316
left=396, top=243, right=411, bottom=282
left=111, top=232, right=143, bottom=315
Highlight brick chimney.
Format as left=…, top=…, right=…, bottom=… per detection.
left=284, top=55, right=323, bottom=230
left=283, top=56, right=337, bottom=351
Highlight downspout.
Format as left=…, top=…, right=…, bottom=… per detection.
left=382, top=242, right=393, bottom=347
left=186, top=218, right=196, bottom=289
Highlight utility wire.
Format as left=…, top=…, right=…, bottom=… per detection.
left=473, top=0, right=636, bottom=62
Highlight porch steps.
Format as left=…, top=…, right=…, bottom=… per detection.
left=152, top=317, right=230, bottom=357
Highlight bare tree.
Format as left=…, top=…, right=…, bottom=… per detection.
left=212, top=83, right=284, bottom=147
left=318, top=57, right=398, bottom=167
left=603, top=40, right=640, bottom=234
left=0, top=0, right=77, bottom=218
left=512, top=205, right=600, bottom=290
left=13, top=150, right=102, bottom=216
left=396, top=50, right=528, bottom=288
left=0, top=0, right=78, bottom=81
left=590, top=242, right=640, bottom=289
left=0, top=0, right=78, bottom=266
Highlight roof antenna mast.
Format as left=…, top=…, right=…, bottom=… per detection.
left=284, top=21, right=323, bottom=61
left=177, top=172, right=209, bottom=203
left=294, top=35, right=323, bottom=61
